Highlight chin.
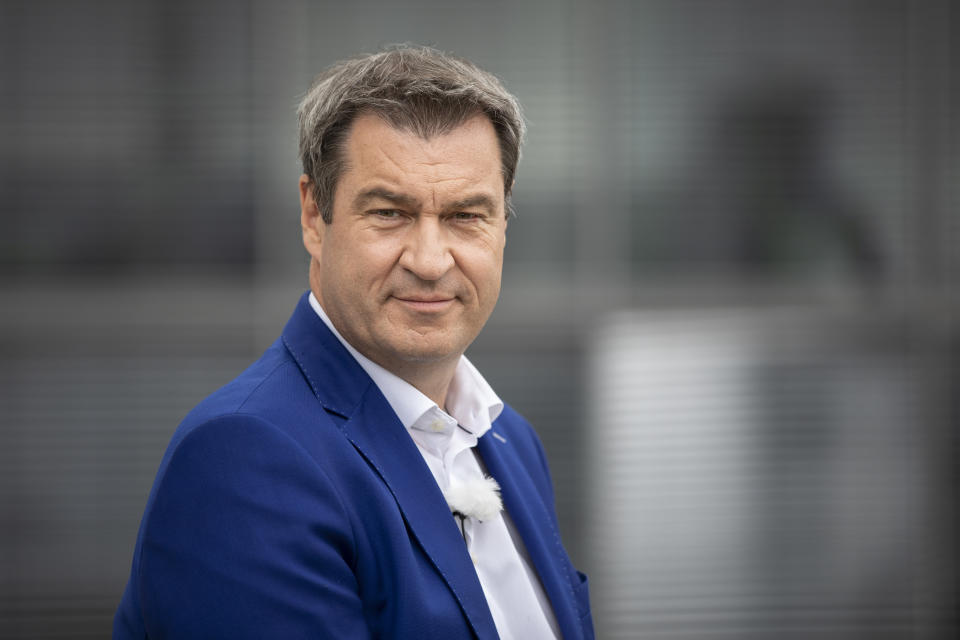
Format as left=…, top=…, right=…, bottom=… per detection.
left=395, top=346, right=461, bottom=364
left=390, top=335, right=468, bottom=364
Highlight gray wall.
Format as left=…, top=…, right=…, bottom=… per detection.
left=1, top=0, right=956, bottom=637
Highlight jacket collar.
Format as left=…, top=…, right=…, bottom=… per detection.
left=280, top=291, right=373, bottom=420
left=280, top=292, right=501, bottom=639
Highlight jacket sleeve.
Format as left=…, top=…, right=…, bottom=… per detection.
left=136, top=413, right=371, bottom=639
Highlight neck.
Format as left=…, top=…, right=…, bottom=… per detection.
left=309, top=268, right=459, bottom=408
left=385, top=358, right=458, bottom=408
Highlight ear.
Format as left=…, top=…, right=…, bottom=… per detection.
left=300, top=174, right=325, bottom=260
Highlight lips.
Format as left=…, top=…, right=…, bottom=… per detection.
left=392, top=295, right=456, bottom=312
left=396, top=296, right=453, bottom=303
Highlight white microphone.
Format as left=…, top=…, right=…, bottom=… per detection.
left=442, top=475, right=503, bottom=539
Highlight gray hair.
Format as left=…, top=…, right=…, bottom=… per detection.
left=297, top=45, right=526, bottom=222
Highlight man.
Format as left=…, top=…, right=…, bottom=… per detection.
left=114, top=45, right=593, bottom=639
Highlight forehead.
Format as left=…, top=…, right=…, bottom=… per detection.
left=337, top=113, right=504, bottom=205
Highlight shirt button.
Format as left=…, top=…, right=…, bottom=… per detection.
left=470, top=553, right=479, bottom=566
left=430, top=420, right=445, bottom=432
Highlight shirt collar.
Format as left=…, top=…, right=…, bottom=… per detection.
left=308, top=292, right=503, bottom=437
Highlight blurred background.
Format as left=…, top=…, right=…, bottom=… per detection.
left=0, top=0, right=956, bottom=638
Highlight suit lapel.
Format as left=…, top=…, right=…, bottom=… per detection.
left=478, top=430, right=584, bottom=640
left=281, top=293, right=499, bottom=640
left=344, top=394, right=499, bottom=639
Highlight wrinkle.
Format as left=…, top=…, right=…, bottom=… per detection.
left=423, top=175, right=470, bottom=185
left=376, top=145, right=409, bottom=174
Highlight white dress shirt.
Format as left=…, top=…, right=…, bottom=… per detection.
left=309, top=293, right=560, bottom=640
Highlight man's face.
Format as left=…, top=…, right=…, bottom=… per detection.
left=300, top=113, right=507, bottom=374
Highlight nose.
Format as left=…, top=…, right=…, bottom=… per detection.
left=398, top=217, right=455, bottom=281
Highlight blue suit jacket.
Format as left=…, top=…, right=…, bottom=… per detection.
left=115, top=292, right=594, bottom=639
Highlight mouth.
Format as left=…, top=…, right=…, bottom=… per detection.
left=392, top=295, right=456, bottom=313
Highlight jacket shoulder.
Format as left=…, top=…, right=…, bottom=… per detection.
left=181, top=340, right=301, bottom=423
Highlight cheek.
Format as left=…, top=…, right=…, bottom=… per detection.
left=463, top=246, right=504, bottom=300
left=326, top=236, right=381, bottom=280
left=342, top=243, right=404, bottom=303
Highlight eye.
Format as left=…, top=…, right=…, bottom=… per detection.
left=451, top=212, right=483, bottom=222
left=372, top=209, right=401, bottom=219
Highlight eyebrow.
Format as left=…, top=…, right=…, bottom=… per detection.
left=353, top=187, right=499, bottom=214
left=353, top=187, right=422, bottom=211
left=447, top=194, right=498, bottom=214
